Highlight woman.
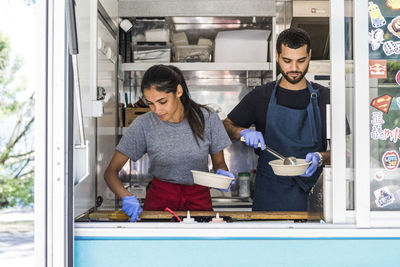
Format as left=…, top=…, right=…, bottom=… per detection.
left=104, top=64, right=234, bottom=222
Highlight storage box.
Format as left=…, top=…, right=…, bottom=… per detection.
left=214, top=30, right=271, bottom=62
left=133, top=43, right=171, bottom=63
left=124, top=107, right=151, bottom=127
left=172, top=45, right=212, bottom=62
left=145, top=28, right=169, bottom=42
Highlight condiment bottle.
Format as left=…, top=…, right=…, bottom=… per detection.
left=238, top=172, right=250, bottom=198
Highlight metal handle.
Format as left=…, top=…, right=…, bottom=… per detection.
left=74, top=141, right=90, bottom=186
left=66, top=0, right=86, bottom=146
left=72, top=56, right=86, bottom=146
left=265, top=147, right=286, bottom=161
left=66, top=0, right=78, bottom=55
left=240, top=136, right=286, bottom=161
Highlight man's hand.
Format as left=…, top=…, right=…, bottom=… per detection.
left=300, top=152, right=321, bottom=177
left=240, top=129, right=265, bottom=150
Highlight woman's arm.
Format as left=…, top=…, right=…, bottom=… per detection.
left=210, top=150, right=229, bottom=172
left=104, top=151, right=132, bottom=199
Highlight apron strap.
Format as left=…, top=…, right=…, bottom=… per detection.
left=306, top=81, right=322, bottom=143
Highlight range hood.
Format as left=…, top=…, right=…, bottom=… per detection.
left=291, top=1, right=330, bottom=60
left=290, top=1, right=353, bottom=60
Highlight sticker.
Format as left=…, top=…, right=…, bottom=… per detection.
left=383, top=127, right=400, bottom=143
left=370, top=111, right=386, bottom=140
left=382, top=40, right=400, bottom=56
left=382, top=150, right=400, bottom=171
left=396, top=70, right=400, bottom=86
left=375, top=171, right=385, bottom=181
left=374, top=186, right=395, bottom=208
left=387, top=0, right=400, bottom=10
left=369, top=2, right=386, bottom=28
left=370, top=94, right=393, bottom=113
left=369, top=60, right=387, bottom=78
left=370, top=111, right=400, bottom=143
left=397, top=97, right=400, bottom=108
left=388, top=16, right=400, bottom=39
left=368, top=29, right=385, bottom=51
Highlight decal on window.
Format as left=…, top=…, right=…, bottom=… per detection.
left=370, top=94, right=393, bottom=113
left=369, top=29, right=385, bottom=51
left=386, top=0, right=400, bottom=10
left=382, top=40, right=400, bottom=56
left=388, top=16, right=400, bottom=39
left=369, top=60, right=387, bottom=78
left=371, top=111, right=386, bottom=140
left=369, top=2, right=387, bottom=28
left=374, top=186, right=395, bottom=208
left=381, top=150, right=400, bottom=171
left=395, top=70, right=400, bottom=86
left=375, top=170, right=385, bottom=181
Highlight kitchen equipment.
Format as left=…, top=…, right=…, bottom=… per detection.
left=172, top=32, right=189, bottom=45
left=86, top=210, right=321, bottom=222
left=214, top=29, right=270, bottom=62
left=240, top=136, right=297, bottom=165
left=165, top=207, right=182, bottom=222
left=66, top=0, right=89, bottom=186
left=238, top=172, right=250, bottom=198
left=172, top=44, right=212, bottom=62
left=124, top=107, right=151, bottom=126
left=191, top=170, right=234, bottom=190
left=181, top=211, right=197, bottom=223
left=210, top=213, right=225, bottom=223
left=268, top=159, right=311, bottom=176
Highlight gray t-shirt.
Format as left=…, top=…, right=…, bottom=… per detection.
left=116, top=107, right=231, bottom=185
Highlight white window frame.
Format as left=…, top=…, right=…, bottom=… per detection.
left=330, top=0, right=400, bottom=227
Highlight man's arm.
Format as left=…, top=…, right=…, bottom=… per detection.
left=223, top=117, right=246, bottom=140
left=320, top=151, right=331, bottom=165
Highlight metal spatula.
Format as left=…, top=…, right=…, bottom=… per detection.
left=240, top=136, right=297, bottom=165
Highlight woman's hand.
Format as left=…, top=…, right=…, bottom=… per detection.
left=122, top=196, right=142, bottom=222
left=215, top=169, right=235, bottom=192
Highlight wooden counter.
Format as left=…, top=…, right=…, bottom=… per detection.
left=87, top=210, right=322, bottom=221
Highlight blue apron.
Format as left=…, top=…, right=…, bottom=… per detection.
left=252, top=79, right=324, bottom=211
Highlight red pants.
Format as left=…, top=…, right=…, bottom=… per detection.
left=143, top=177, right=213, bottom=211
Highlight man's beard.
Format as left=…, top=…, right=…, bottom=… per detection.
left=278, top=63, right=309, bottom=85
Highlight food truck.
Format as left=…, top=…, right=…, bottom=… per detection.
left=35, top=0, right=400, bottom=266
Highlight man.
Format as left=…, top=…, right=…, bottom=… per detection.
left=223, top=28, right=330, bottom=211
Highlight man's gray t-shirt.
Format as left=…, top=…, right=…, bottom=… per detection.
left=116, top=107, right=231, bottom=185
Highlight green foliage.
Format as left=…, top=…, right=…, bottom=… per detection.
left=0, top=31, right=34, bottom=208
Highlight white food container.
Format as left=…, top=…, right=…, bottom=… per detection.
left=191, top=170, right=234, bottom=190
left=268, top=159, right=311, bottom=176
left=214, top=29, right=270, bottom=62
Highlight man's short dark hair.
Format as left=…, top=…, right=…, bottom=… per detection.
left=276, top=27, right=311, bottom=55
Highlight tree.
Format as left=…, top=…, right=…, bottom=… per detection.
left=0, top=31, right=34, bottom=208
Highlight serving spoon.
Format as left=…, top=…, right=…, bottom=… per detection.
left=240, top=136, right=297, bottom=165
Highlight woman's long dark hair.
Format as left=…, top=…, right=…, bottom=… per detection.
left=141, top=64, right=209, bottom=145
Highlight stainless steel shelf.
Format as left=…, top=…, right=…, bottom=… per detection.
left=122, top=62, right=272, bottom=72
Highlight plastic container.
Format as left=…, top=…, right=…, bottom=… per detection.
left=238, top=172, right=250, bottom=197
left=172, top=45, right=212, bottom=62
left=191, top=170, right=234, bottom=190
left=268, top=159, right=311, bottom=176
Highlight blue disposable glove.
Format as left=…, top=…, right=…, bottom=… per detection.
left=300, top=152, right=321, bottom=177
left=215, top=169, right=235, bottom=192
left=122, top=196, right=142, bottom=222
left=240, top=129, right=265, bottom=150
